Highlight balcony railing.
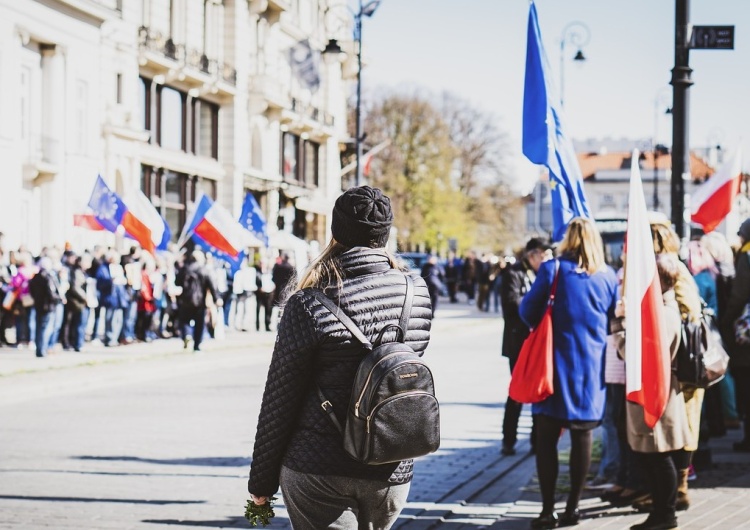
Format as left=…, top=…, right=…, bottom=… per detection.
left=138, top=26, right=237, bottom=87
left=290, top=97, right=335, bottom=127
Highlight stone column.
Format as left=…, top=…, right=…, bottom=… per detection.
left=40, top=44, right=66, bottom=247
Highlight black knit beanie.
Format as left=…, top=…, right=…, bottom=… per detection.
left=331, top=186, right=394, bottom=248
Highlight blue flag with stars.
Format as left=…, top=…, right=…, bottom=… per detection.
left=522, top=2, right=591, bottom=242
left=87, top=175, right=126, bottom=233
left=238, top=192, right=269, bottom=247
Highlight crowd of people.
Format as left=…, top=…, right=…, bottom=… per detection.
left=0, top=236, right=300, bottom=356
left=7, top=196, right=750, bottom=530
left=499, top=216, right=750, bottom=530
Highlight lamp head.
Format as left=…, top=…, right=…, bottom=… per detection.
left=573, top=49, right=586, bottom=62
left=361, top=0, right=383, bottom=17
left=322, top=39, right=343, bottom=56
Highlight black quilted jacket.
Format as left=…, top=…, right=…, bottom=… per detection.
left=247, top=247, right=433, bottom=497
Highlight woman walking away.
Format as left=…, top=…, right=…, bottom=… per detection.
left=621, top=254, right=690, bottom=530
left=520, top=217, right=618, bottom=529
left=247, top=186, right=433, bottom=530
left=650, top=217, right=703, bottom=509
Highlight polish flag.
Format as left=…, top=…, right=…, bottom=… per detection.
left=73, top=213, right=105, bottom=231
left=691, top=147, right=743, bottom=233
left=123, top=188, right=171, bottom=251
left=179, top=194, right=263, bottom=258
left=363, top=151, right=375, bottom=177
left=87, top=175, right=155, bottom=254
left=624, top=149, right=670, bottom=428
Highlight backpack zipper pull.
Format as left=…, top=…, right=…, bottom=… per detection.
left=355, top=402, right=360, bottom=418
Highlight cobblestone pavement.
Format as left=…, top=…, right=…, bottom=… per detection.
left=2, top=300, right=749, bottom=529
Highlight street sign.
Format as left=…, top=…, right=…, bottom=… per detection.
left=690, top=25, right=735, bottom=49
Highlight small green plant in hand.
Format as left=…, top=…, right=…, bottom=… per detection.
left=244, top=496, right=277, bottom=527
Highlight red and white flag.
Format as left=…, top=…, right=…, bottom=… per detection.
left=691, top=147, right=743, bottom=233
left=362, top=151, right=375, bottom=177
left=625, top=149, right=670, bottom=428
left=73, top=213, right=105, bottom=231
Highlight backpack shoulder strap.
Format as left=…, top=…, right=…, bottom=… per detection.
left=548, top=259, right=561, bottom=304
left=316, top=386, right=344, bottom=435
left=310, top=288, right=371, bottom=436
left=399, top=274, right=415, bottom=342
left=309, top=289, right=373, bottom=350
left=374, top=274, right=415, bottom=345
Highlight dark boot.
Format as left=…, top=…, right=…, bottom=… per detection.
left=676, top=468, right=690, bottom=511
left=629, top=513, right=679, bottom=530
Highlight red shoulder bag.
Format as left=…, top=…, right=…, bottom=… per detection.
left=508, top=260, right=559, bottom=404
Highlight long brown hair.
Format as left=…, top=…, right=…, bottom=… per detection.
left=557, top=217, right=607, bottom=274
left=651, top=222, right=681, bottom=255
left=296, top=240, right=347, bottom=291
left=296, top=239, right=403, bottom=292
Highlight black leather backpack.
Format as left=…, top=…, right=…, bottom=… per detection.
left=312, top=274, right=440, bottom=465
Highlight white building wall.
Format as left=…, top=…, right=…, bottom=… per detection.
left=0, top=0, right=349, bottom=254
left=0, top=0, right=109, bottom=253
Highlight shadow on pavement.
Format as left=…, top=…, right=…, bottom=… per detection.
left=0, top=494, right=204, bottom=505
left=75, top=455, right=250, bottom=467
left=441, top=401, right=503, bottom=409
left=143, top=517, right=247, bottom=527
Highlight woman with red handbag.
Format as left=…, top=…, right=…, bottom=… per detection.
left=520, top=217, right=618, bottom=529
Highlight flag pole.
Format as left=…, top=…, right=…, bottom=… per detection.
left=176, top=192, right=205, bottom=249
left=339, top=139, right=391, bottom=178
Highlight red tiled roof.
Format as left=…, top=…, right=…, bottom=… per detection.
left=576, top=151, right=714, bottom=181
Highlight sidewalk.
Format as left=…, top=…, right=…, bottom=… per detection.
left=391, top=422, right=750, bottom=530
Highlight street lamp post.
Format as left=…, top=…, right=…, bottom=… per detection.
left=653, top=87, right=673, bottom=211
left=706, top=128, right=725, bottom=167
left=559, top=21, right=590, bottom=107
left=671, top=0, right=693, bottom=240
left=323, top=0, right=383, bottom=187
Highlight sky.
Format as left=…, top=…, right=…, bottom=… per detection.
left=360, top=0, right=750, bottom=192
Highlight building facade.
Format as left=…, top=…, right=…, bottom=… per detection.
left=0, top=0, right=353, bottom=254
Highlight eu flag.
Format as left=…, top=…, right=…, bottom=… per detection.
left=87, top=175, right=127, bottom=233
left=239, top=192, right=269, bottom=247
left=522, top=2, right=591, bottom=242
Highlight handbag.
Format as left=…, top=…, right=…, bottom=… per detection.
left=20, top=293, right=34, bottom=308
left=508, top=260, right=559, bottom=404
left=678, top=309, right=729, bottom=388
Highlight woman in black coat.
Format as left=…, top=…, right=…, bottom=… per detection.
left=420, top=255, right=445, bottom=316
left=248, top=186, right=433, bottom=529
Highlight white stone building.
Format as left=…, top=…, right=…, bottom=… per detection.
left=0, top=0, right=352, bottom=254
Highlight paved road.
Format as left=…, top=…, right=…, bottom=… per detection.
left=0, top=302, right=535, bottom=529
left=4, top=301, right=749, bottom=530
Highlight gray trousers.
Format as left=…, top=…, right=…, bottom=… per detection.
left=280, top=466, right=410, bottom=530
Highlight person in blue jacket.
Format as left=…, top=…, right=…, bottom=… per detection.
left=520, top=217, right=618, bottom=529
